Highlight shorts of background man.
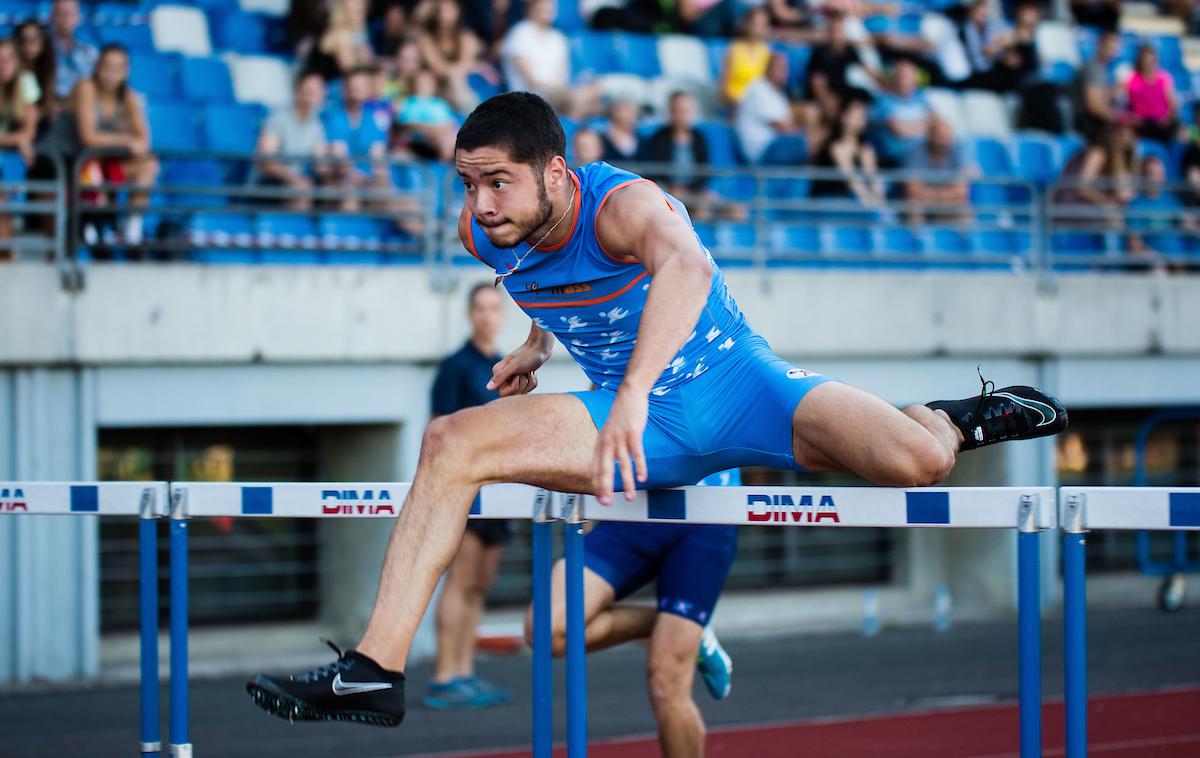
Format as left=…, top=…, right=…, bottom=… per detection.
left=583, top=469, right=740, bottom=627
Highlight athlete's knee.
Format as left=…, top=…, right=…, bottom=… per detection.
left=421, top=413, right=477, bottom=467
left=645, top=651, right=692, bottom=707
left=895, top=436, right=954, bottom=486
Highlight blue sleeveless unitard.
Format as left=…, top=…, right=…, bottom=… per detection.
left=464, top=162, right=835, bottom=488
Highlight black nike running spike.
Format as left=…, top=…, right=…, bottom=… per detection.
left=246, top=639, right=406, bottom=727
left=927, top=371, right=1068, bottom=452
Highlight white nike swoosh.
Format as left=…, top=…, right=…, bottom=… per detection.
left=332, top=672, right=393, bottom=696
left=993, top=392, right=1057, bottom=428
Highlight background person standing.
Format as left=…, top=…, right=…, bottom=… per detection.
left=425, top=282, right=513, bottom=710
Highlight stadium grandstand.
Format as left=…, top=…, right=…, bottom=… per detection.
left=0, top=0, right=1195, bottom=268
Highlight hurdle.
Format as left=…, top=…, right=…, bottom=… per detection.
left=0, top=481, right=168, bottom=757
left=1058, top=486, right=1200, bottom=758
left=534, top=485, right=1057, bottom=758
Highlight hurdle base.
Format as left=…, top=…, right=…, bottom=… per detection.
left=170, top=743, right=192, bottom=758
left=140, top=741, right=162, bottom=754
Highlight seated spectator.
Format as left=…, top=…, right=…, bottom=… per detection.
left=599, top=98, right=640, bottom=165
left=373, top=1, right=411, bottom=57
left=16, top=21, right=56, bottom=126
left=1073, top=30, right=1121, bottom=142
left=1070, top=0, right=1121, bottom=33
left=640, top=91, right=729, bottom=219
left=49, top=0, right=97, bottom=103
left=253, top=71, right=331, bottom=210
left=1127, top=154, right=1193, bottom=268
left=902, top=117, right=971, bottom=224
left=766, top=0, right=812, bottom=37
left=872, top=59, right=932, bottom=168
left=313, top=0, right=376, bottom=80
left=383, top=37, right=424, bottom=104
left=720, top=7, right=771, bottom=106
left=1056, top=124, right=1136, bottom=226
left=673, top=0, right=740, bottom=37
left=735, top=52, right=807, bottom=165
left=0, top=39, right=40, bottom=167
left=959, top=0, right=1038, bottom=92
left=502, top=0, right=600, bottom=119
left=0, top=38, right=39, bottom=252
left=323, top=65, right=392, bottom=212
left=805, top=14, right=869, bottom=126
left=394, top=69, right=458, bottom=161
left=1181, top=105, right=1200, bottom=203
left=418, top=0, right=484, bottom=113
left=287, top=0, right=330, bottom=63
left=64, top=44, right=157, bottom=246
left=1126, top=44, right=1179, bottom=144
left=572, top=126, right=605, bottom=166
left=810, top=98, right=884, bottom=206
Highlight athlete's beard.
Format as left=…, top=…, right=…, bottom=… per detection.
left=497, top=174, right=554, bottom=249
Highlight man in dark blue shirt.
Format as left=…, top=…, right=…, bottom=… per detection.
left=425, top=283, right=513, bottom=710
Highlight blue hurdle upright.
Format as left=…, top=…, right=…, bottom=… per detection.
left=1059, top=486, right=1200, bottom=758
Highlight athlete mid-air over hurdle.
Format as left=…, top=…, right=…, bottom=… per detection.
left=246, top=92, right=1068, bottom=728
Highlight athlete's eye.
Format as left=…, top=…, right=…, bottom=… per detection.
left=492, top=180, right=507, bottom=190
left=462, top=181, right=474, bottom=191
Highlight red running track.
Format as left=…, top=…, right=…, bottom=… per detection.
left=415, top=685, right=1200, bottom=758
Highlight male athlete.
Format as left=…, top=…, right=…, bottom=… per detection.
left=247, top=92, right=1067, bottom=727
left=531, top=469, right=739, bottom=757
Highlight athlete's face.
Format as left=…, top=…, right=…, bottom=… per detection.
left=456, top=146, right=564, bottom=249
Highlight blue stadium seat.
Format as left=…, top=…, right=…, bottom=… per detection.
left=1041, top=61, right=1077, bottom=85
left=555, top=0, right=584, bottom=31
left=180, top=56, right=234, bottom=102
left=695, top=122, right=741, bottom=167
left=710, top=173, right=756, bottom=202
left=568, top=31, right=618, bottom=77
left=1015, top=133, right=1060, bottom=186
left=201, top=103, right=263, bottom=153
left=825, top=226, right=873, bottom=255
left=715, top=222, right=757, bottom=254
left=163, top=158, right=224, bottom=186
left=972, top=137, right=1015, bottom=176
left=1, top=150, right=27, bottom=181
left=1051, top=231, right=1104, bottom=255
left=611, top=33, right=661, bottom=78
left=187, top=212, right=256, bottom=263
left=319, top=216, right=386, bottom=264
left=876, top=227, right=923, bottom=255
left=778, top=43, right=811, bottom=88
left=91, top=3, right=147, bottom=25
left=255, top=214, right=321, bottom=264
left=692, top=221, right=717, bottom=249
left=214, top=12, right=274, bottom=54
left=1156, top=35, right=1184, bottom=69
left=925, top=227, right=972, bottom=256
left=147, top=102, right=200, bottom=151
left=705, top=39, right=728, bottom=82
left=130, top=53, right=179, bottom=99
left=1057, top=134, right=1084, bottom=163
left=769, top=224, right=820, bottom=258
left=1143, top=230, right=1198, bottom=259
left=96, top=25, right=154, bottom=50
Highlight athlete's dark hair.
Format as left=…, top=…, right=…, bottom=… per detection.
left=467, top=281, right=495, bottom=308
left=455, top=92, right=565, bottom=172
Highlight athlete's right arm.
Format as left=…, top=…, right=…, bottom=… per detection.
left=458, top=207, right=555, bottom=396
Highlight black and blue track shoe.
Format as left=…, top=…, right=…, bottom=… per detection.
left=927, top=372, right=1068, bottom=452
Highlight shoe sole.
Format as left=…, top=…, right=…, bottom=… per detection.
left=246, top=677, right=404, bottom=727
left=423, top=696, right=510, bottom=710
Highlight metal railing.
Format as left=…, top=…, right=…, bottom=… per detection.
left=0, top=151, right=68, bottom=266
left=1, top=147, right=1195, bottom=282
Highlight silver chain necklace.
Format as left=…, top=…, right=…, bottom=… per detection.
left=493, top=194, right=575, bottom=287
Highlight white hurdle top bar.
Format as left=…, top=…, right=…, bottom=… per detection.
left=1059, top=487, right=1200, bottom=531
left=169, top=483, right=1056, bottom=529
left=0, top=482, right=167, bottom=516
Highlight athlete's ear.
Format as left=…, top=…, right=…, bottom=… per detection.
left=543, top=154, right=568, bottom=193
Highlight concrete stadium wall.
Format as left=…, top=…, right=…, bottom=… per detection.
left=2, top=263, right=1198, bottom=683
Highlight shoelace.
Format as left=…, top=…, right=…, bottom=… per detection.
left=296, top=638, right=351, bottom=683
left=972, top=365, right=996, bottom=419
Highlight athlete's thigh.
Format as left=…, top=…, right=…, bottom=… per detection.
left=790, top=381, right=927, bottom=473
left=646, top=613, right=702, bottom=690
left=443, top=392, right=599, bottom=493
left=656, top=526, right=737, bottom=627
left=546, top=559, right=617, bottom=634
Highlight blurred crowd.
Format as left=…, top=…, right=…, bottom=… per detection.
left=0, top=0, right=1197, bottom=264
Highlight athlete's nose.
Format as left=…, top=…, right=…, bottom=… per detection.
left=472, top=188, right=498, bottom=219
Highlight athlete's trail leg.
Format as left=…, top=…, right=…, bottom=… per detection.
left=646, top=614, right=706, bottom=758
left=525, top=562, right=659, bottom=656
left=791, top=382, right=963, bottom=486
left=357, top=394, right=598, bottom=671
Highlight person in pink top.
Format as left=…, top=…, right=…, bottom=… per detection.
left=1126, top=44, right=1180, bottom=143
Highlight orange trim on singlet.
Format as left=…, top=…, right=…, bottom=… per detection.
left=594, top=178, right=677, bottom=263
left=512, top=270, right=650, bottom=309
left=462, top=210, right=486, bottom=264
left=536, top=170, right=583, bottom=252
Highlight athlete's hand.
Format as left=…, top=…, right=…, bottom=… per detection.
left=593, top=389, right=649, bottom=505
left=488, top=340, right=550, bottom=396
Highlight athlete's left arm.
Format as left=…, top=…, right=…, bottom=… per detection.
left=591, top=181, right=714, bottom=505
